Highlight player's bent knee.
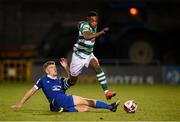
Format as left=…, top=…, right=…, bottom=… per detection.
left=73, top=95, right=84, bottom=106
left=68, top=79, right=77, bottom=86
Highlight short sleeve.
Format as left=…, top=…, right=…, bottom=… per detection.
left=82, top=24, right=90, bottom=32
left=34, top=78, right=42, bottom=90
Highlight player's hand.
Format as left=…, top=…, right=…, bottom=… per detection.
left=60, top=58, right=68, bottom=69
left=11, top=103, right=23, bottom=110
left=101, top=27, right=109, bottom=34
left=103, top=27, right=109, bottom=32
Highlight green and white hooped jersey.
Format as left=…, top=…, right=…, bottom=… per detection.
left=73, top=21, right=97, bottom=58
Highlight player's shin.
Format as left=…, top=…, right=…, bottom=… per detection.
left=95, top=67, right=108, bottom=92
left=63, top=78, right=76, bottom=89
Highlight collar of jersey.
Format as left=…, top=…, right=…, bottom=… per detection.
left=47, top=75, right=57, bottom=80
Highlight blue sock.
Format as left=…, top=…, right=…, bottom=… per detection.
left=95, top=101, right=111, bottom=109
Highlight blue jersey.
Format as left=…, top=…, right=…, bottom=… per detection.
left=34, top=76, right=68, bottom=103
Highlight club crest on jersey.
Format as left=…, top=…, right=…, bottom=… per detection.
left=52, top=85, right=61, bottom=91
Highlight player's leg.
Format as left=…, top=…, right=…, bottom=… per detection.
left=64, top=53, right=85, bottom=87
left=65, top=76, right=78, bottom=85
left=72, top=95, right=120, bottom=112
left=74, top=105, right=90, bottom=112
left=88, top=57, right=116, bottom=100
left=54, top=94, right=90, bottom=112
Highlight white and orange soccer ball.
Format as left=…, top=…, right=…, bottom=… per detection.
left=124, top=100, right=137, bottom=113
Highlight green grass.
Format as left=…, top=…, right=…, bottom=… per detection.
left=0, top=82, right=180, bottom=121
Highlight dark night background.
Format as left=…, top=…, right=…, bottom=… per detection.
left=0, top=0, right=180, bottom=65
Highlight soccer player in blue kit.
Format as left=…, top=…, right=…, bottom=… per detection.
left=11, top=58, right=120, bottom=112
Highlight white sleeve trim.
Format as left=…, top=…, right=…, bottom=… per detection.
left=34, top=85, right=39, bottom=90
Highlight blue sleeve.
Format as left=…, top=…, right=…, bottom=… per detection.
left=34, top=78, right=43, bottom=89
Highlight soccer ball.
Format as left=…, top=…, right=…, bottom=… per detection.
left=124, top=100, right=137, bottom=113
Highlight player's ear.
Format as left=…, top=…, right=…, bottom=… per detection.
left=45, top=68, right=49, bottom=74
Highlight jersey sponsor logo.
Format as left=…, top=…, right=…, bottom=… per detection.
left=52, top=85, right=62, bottom=91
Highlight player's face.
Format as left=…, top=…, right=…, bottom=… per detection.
left=45, top=64, right=57, bottom=77
left=88, top=16, right=98, bottom=28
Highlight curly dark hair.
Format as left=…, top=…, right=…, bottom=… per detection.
left=87, top=11, right=98, bottom=17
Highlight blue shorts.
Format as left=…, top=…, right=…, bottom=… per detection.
left=54, top=94, right=77, bottom=112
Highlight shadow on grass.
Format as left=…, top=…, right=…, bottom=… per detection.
left=16, top=109, right=110, bottom=115
left=16, top=109, right=63, bottom=115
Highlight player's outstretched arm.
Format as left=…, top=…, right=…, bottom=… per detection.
left=83, top=27, right=109, bottom=40
left=11, top=87, right=38, bottom=110
left=60, top=58, right=70, bottom=78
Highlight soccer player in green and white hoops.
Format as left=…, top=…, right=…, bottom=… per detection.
left=64, top=11, right=116, bottom=100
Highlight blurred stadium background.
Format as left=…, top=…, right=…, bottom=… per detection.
left=0, top=0, right=180, bottom=121
left=0, top=0, right=180, bottom=84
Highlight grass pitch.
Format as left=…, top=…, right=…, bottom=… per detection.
left=0, top=82, right=180, bottom=121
